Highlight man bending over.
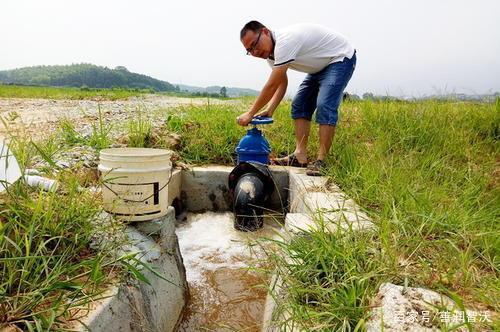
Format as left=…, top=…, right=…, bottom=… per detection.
left=238, top=21, right=356, bottom=176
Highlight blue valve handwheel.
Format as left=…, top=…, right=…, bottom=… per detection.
left=250, top=116, right=273, bottom=125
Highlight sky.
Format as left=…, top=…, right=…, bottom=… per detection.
left=1, top=0, right=499, bottom=97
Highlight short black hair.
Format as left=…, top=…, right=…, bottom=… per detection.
left=240, top=20, right=266, bottom=39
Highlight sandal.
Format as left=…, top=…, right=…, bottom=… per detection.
left=306, top=160, right=327, bottom=176
left=270, top=154, right=308, bottom=168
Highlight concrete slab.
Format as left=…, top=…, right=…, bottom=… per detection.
left=167, top=169, right=182, bottom=206
left=75, top=212, right=188, bottom=332
left=287, top=168, right=373, bottom=234
left=74, top=286, right=147, bottom=331
left=181, top=165, right=289, bottom=213
left=181, top=166, right=232, bottom=212
left=366, top=283, right=489, bottom=332
left=288, top=167, right=329, bottom=188
left=136, top=240, right=188, bottom=332
left=122, top=227, right=161, bottom=262
left=284, top=212, right=374, bottom=235
left=134, top=206, right=176, bottom=236
left=291, top=191, right=358, bottom=214
left=288, top=168, right=329, bottom=208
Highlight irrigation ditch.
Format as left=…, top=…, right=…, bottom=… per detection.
left=74, top=164, right=493, bottom=331
left=68, top=165, right=376, bottom=331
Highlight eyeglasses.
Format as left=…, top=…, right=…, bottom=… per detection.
left=246, top=30, right=262, bottom=55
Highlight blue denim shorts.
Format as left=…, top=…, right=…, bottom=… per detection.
left=291, top=52, right=356, bottom=125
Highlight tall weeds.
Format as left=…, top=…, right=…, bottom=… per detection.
left=126, top=110, right=153, bottom=148
left=167, top=99, right=498, bottom=329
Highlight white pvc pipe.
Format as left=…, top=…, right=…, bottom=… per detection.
left=24, top=175, right=59, bottom=192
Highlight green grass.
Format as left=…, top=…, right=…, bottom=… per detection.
left=1, top=95, right=497, bottom=330
left=58, top=119, right=84, bottom=146
left=126, top=110, right=153, bottom=148
left=322, top=99, right=499, bottom=330
left=268, top=220, right=384, bottom=331
left=0, top=147, right=136, bottom=331
left=0, top=84, right=151, bottom=100
left=164, top=104, right=244, bottom=164
left=0, top=84, right=231, bottom=101
left=165, top=98, right=499, bottom=330
left=87, top=105, right=112, bottom=151
left=1, top=172, right=107, bottom=330
left=0, top=117, right=154, bottom=331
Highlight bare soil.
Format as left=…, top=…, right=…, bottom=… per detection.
left=0, top=95, right=235, bottom=139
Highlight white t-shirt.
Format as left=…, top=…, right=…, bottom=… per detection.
left=267, top=23, right=355, bottom=74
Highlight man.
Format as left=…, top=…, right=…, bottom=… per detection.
left=238, top=21, right=356, bottom=176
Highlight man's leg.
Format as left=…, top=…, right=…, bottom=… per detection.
left=317, top=124, right=336, bottom=161
left=307, top=53, right=356, bottom=175
left=314, top=54, right=356, bottom=161
left=272, top=74, right=317, bottom=167
left=293, top=118, right=311, bottom=164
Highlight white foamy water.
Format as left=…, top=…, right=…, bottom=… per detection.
left=176, top=212, right=283, bottom=331
left=176, top=211, right=279, bottom=284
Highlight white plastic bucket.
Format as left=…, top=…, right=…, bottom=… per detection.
left=98, top=148, right=172, bottom=221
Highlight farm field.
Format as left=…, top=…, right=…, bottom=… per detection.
left=0, top=87, right=498, bottom=331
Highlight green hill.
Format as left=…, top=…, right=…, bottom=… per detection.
left=0, top=64, right=176, bottom=92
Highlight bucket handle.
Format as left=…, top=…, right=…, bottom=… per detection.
left=102, top=167, right=173, bottom=204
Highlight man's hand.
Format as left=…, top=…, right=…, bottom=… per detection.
left=237, top=111, right=254, bottom=126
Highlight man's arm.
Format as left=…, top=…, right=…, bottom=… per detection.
left=237, top=65, right=288, bottom=126
left=261, top=76, right=287, bottom=116
left=251, top=65, right=288, bottom=115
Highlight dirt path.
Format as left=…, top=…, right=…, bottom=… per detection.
left=0, top=95, right=236, bottom=138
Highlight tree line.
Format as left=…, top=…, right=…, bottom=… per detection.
left=0, top=64, right=176, bottom=92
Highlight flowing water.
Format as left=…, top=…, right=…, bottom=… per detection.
left=176, top=211, right=282, bottom=331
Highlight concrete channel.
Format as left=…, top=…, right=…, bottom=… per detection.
left=74, top=166, right=373, bottom=331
